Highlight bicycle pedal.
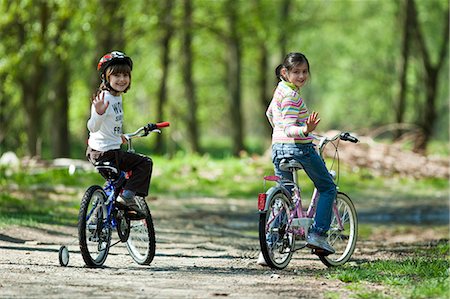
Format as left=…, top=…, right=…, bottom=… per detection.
left=115, top=201, right=127, bottom=210
left=126, top=211, right=147, bottom=220
left=293, top=242, right=307, bottom=251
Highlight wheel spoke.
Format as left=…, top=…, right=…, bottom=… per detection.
left=259, top=192, right=294, bottom=269
left=319, top=193, right=358, bottom=267
left=126, top=197, right=155, bottom=265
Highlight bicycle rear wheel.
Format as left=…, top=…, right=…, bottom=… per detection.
left=319, top=192, right=357, bottom=267
left=78, top=185, right=112, bottom=267
left=126, top=196, right=156, bottom=265
left=258, top=191, right=294, bottom=269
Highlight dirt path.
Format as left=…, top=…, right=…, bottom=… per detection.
left=0, top=197, right=447, bottom=298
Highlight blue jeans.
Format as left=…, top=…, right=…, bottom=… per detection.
left=272, top=143, right=337, bottom=235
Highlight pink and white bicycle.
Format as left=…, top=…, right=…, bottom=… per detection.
left=258, top=132, right=359, bottom=269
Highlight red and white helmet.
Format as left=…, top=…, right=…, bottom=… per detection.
left=97, top=51, right=133, bottom=78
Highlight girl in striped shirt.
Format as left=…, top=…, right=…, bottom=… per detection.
left=265, top=53, right=337, bottom=257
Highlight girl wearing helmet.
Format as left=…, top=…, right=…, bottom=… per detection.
left=86, top=51, right=153, bottom=217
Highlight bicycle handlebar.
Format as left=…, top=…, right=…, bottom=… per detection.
left=312, top=131, right=359, bottom=151
left=155, top=122, right=170, bottom=128
left=339, top=132, right=359, bottom=143
left=125, top=121, right=170, bottom=140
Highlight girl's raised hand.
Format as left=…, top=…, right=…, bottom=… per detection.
left=93, top=92, right=109, bottom=115
left=304, top=111, right=321, bottom=135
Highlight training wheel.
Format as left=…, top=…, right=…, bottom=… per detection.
left=58, top=245, right=69, bottom=267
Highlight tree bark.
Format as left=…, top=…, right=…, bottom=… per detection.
left=279, top=0, right=291, bottom=61
left=182, top=0, right=200, bottom=153
left=410, top=0, right=449, bottom=153
left=0, top=73, right=7, bottom=153
left=394, top=0, right=413, bottom=140
left=155, top=0, right=174, bottom=154
left=51, top=64, right=70, bottom=158
left=18, top=2, right=49, bottom=157
left=257, top=43, right=272, bottom=138
left=226, top=0, right=244, bottom=156
left=51, top=12, right=71, bottom=158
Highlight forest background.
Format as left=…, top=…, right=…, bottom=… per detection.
left=0, top=2, right=449, bottom=297
left=0, top=0, right=448, bottom=160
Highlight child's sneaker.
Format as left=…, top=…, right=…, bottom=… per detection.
left=306, top=232, right=335, bottom=255
left=116, top=195, right=146, bottom=219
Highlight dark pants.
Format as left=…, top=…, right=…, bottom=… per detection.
left=86, top=147, right=153, bottom=197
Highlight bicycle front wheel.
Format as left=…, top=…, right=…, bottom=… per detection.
left=259, top=191, right=294, bottom=269
left=319, top=192, right=357, bottom=267
left=78, top=185, right=112, bottom=267
left=126, top=196, right=156, bottom=265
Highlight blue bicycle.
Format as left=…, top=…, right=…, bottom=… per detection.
left=77, top=122, right=169, bottom=267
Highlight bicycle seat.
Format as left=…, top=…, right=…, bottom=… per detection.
left=94, top=161, right=120, bottom=180
left=279, top=158, right=303, bottom=171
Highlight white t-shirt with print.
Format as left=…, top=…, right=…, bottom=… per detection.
left=87, top=90, right=123, bottom=152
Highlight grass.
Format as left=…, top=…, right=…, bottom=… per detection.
left=0, top=166, right=102, bottom=228
left=150, top=153, right=277, bottom=198
left=0, top=153, right=448, bottom=227
left=323, top=241, right=450, bottom=298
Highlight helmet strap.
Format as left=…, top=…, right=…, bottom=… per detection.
left=101, top=75, right=120, bottom=94
left=105, top=81, right=119, bottom=93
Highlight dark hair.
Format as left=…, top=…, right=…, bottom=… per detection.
left=275, top=52, right=310, bottom=81
left=91, top=63, right=132, bottom=101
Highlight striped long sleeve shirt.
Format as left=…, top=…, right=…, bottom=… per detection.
left=266, top=80, right=313, bottom=144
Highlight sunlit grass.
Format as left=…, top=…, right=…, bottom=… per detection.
left=323, top=241, right=450, bottom=298
left=0, top=191, right=79, bottom=228
left=0, top=153, right=447, bottom=228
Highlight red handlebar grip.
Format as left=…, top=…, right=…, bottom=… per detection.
left=156, top=121, right=170, bottom=128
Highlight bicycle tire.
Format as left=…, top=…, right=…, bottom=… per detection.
left=126, top=196, right=156, bottom=265
left=78, top=185, right=112, bottom=268
left=258, top=191, right=294, bottom=269
left=117, top=212, right=130, bottom=242
left=319, top=192, right=358, bottom=267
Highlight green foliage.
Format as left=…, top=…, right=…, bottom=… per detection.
left=0, top=0, right=448, bottom=157
left=1, top=151, right=448, bottom=229
left=150, top=153, right=275, bottom=198
left=0, top=189, right=78, bottom=227
left=0, top=167, right=102, bottom=188
left=0, top=166, right=102, bottom=227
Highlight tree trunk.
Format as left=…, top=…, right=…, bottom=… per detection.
left=182, top=0, right=200, bottom=153
left=51, top=14, right=71, bottom=158
left=155, top=0, right=174, bottom=154
left=410, top=0, right=449, bottom=153
left=279, top=0, right=291, bottom=61
left=0, top=73, right=6, bottom=153
left=394, top=0, right=413, bottom=139
left=227, top=0, right=244, bottom=156
left=21, top=80, right=42, bottom=157
left=18, top=2, right=49, bottom=157
left=51, top=64, right=70, bottom=158
left=257, top=43, right=272, bottom=138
